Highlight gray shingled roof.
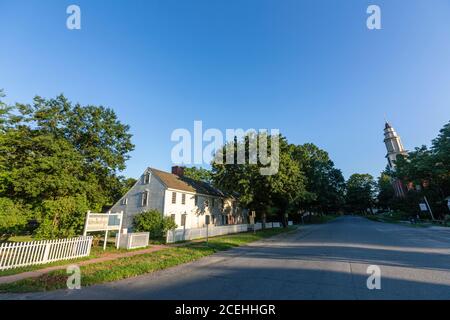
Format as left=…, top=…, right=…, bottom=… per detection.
left=150, top=168, right=227, bottom=197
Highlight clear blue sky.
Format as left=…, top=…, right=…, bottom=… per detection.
left=1, top=0, right=449, bottom=180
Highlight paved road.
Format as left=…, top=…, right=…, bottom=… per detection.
left=3, top=216, right=450, bottom=300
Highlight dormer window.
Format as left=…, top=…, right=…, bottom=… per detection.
left=143, top=172, right=150, bottom=184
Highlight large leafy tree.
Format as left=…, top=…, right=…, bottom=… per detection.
left=431, top=121, right=450, bottom=197
left=291, top=143, right=346, bottom=214
left=212, top=133, right=307, bottom=226
left=0, top=93, right=134, bottom=238
left=345, top=173, right=376, bottom=214
left=376, top=171, right=395, bottom=210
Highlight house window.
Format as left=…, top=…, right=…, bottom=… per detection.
left=181, top=193, right=186, bottom=205
left=171, top=214, right=176, bottom=221
left=212, top=198, right=215, bottom=208
left=204, top=199, right=209, bottom=208
left=142, top=191, right=149, bottom=206
left=121, top=198, right=128, bottom=205
left=172, top=192, right=177, bottom=204
left=143, top=173, right=150, bottom=184
left=195, top=195, right=198, bottom=206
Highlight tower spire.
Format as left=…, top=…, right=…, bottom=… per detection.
left=383, top=122, right=406, bottom=170
left=383, top=122, right=407, bottom=198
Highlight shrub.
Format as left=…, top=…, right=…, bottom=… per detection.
left=133, top=210, right=177, bottom=239
left=34, top=195, right=89, bottom=239
left=0, top=198, right=30, bottom=239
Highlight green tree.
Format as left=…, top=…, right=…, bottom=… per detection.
left=0, top=129, right=102, bottom=207
left=34, top=195, right=90, bottom=239
left=431, top=121, right=450, bottom=197
left=183, top=166, right=213, bottom=183
left=0, top=89, right=12, bottom=132
left=212, top=133, right=307, bottom=227
left=345, top=173, right=376, bottom=214
left=376, top=171, right=395, bottom=210
left=0, top=93, right=135, bottom=238
left=290, top=143, right=346, bottom=215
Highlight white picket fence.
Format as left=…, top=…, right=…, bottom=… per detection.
left=0, top=236, right=93, bottom=271
left=167, top=224, right=249, bottom=243
left=263, top=222, right=281, bottom=229
left=166, top=222, right=282, bottom=243
left=116, top=232, right=149, bottom=250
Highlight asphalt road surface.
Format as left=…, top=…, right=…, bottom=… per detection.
left=3, top=216, right=450, bottom=300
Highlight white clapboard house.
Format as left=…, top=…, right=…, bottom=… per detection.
left=110, top=166, right=248, bottom=231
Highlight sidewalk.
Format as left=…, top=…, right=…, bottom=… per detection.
left=0, top=244, right=166, bottom=285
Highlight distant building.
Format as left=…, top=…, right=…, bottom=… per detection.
left=110, top=166, right=248, bottom=231
left=383, top=122, right=408, bottom=197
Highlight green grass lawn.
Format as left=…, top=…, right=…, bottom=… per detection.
left=365, top=212, right=448, bottom=228
left=0, top=227, right=295, bottom=293
left=6, top=235, right=35, bottom=243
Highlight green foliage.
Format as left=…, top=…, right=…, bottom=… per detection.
left=376, top=172, right=395, bottom=209
left=291, top=143, right=346, bottom=214
left=0, top=92, right=134, bottom=239
left=34, top=195, right=90, bottom=239
left=0, top=89, right=12, bottom=132
left=183, top=166, right=213, bottom=183
left=212, top=134, right=347, bottom=224
left=133, top=210, right=178, bottom=239
left=345, top=173, right=376, bottom=214
left=212, top=134, right=308, bottom=225
left=389, top=121, right=450, bottom=218
left=0, top=198, right=30, bottom=239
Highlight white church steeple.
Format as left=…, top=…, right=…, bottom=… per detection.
left=383, top=122, right=407, bottom=170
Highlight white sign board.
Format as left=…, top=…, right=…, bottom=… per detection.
left=84, top=212, right=123, bottom=232
left=83, top=211, right=123, bottom=250
left=419, top=203, right=428, bottom=212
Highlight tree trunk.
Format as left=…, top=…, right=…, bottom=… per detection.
left=262, top=212, right=267, bottom=229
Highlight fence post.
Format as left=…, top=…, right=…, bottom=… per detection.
left=83, top=211, right=90, bottom=236
left=87, top=237, right=93, bottom=256
left=42, top=241, right=51, bottom=263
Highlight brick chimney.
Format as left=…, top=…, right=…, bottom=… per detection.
left=171, top=166, right=185, bottom=177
